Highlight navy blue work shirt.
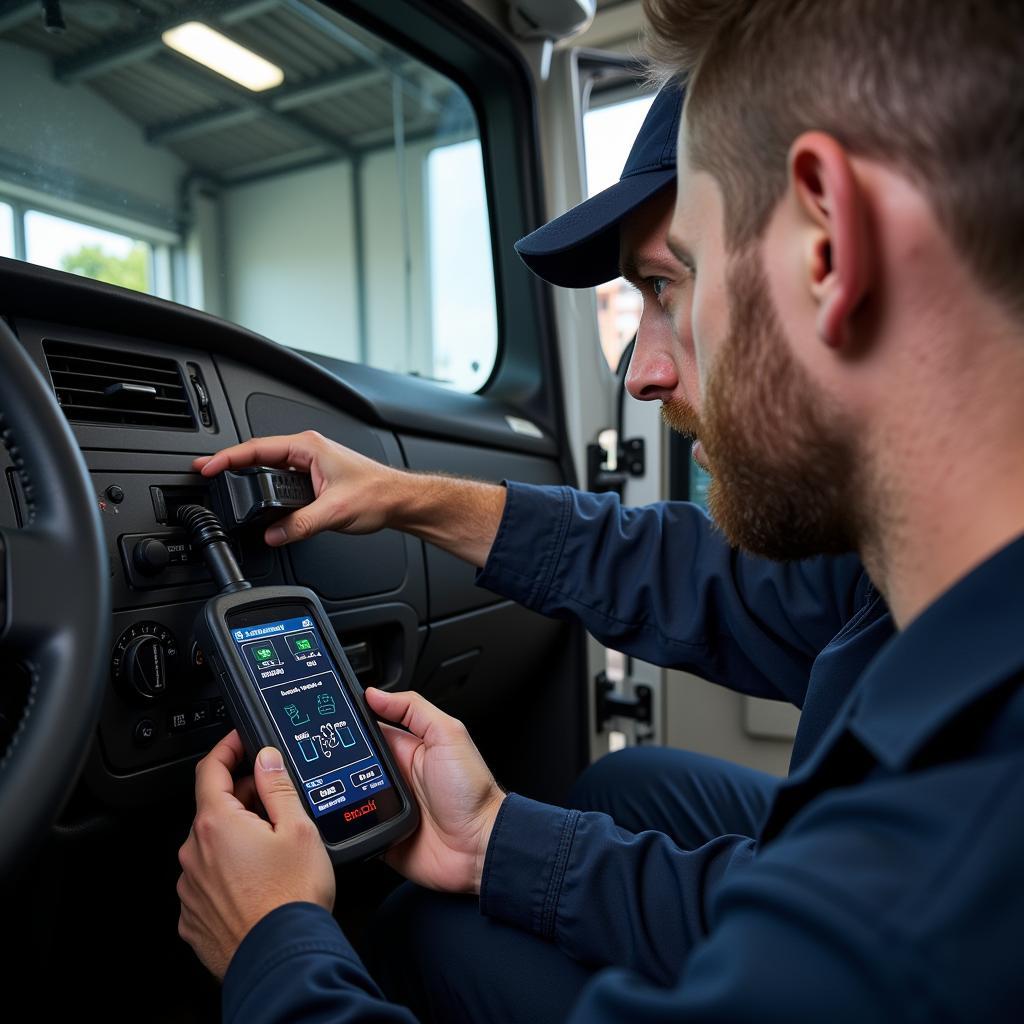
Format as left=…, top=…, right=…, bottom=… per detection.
left=222, top=483, right=1024, bottom=1021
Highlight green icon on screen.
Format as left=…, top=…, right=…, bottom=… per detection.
left=289, top=633, right=318, bottom=659
left=255, top=647, right=274, bottom=661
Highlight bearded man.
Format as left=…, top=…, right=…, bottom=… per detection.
left=176, top=4, right=1024, bottom=1020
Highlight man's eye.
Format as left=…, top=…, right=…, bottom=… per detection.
left=651, top=277, right=669, bottom=297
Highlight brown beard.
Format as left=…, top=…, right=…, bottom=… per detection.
left=699, top=247, right=861, bottom=560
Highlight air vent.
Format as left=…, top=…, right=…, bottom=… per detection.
left=43, top=340, right=197, bottom=430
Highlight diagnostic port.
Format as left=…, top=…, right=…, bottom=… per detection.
left=150, top=484, right=210, bottom=525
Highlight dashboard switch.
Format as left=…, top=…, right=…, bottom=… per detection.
left=133, top=718, right=157, bottom=747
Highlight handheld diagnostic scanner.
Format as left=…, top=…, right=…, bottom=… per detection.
left=178, top=481, right=418, bottom=864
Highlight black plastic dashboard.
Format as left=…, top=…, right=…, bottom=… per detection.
left=1, top=259, right=583, bottom=813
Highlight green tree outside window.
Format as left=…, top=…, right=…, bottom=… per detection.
left=61, top=242, right=149, bottom=293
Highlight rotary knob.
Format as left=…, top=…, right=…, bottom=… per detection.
left=133, top=537, right=170, bottom=576
left=112, top=622, right=179, bottom=702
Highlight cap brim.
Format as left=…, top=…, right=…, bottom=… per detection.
left=515, top=169, right=676, bottom=288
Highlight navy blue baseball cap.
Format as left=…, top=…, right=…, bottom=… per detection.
left=515, top=81, right=684, bottom=288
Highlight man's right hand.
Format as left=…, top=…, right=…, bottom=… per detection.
left=194, top=431, right=403, bottom=546
left=365, top=687, right=506, bottom=896
left=194, top=431, right=506, bottom=567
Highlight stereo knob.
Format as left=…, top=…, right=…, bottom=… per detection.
left=133, top=538, right=170, bottom=576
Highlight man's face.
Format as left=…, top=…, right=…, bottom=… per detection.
left=669, top=136, right=860, bottom=560
left=620, top=188, right=705, bottom=461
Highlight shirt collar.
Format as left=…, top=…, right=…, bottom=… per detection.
left=848, top=531, right=1024, bottom=770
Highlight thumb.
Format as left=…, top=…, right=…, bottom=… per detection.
left=254, top=747, right=307, bottom=827
left=264, top=496, right=336, bottom=547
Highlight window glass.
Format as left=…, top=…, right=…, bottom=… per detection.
left=427, top=141, right=497, bottom=391
left=0, top=202, right=12, bottom=259
left=583, top=93, right=655, bottom=371
left=0, top=0, right=497, bottom=392
left=25, top=210, right=151, bottom=293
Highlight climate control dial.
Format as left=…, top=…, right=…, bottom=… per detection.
left=111, top=622, right=180, bottom=702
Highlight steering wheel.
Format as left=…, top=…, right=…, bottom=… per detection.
left=0, top=315, right=110, bottom=878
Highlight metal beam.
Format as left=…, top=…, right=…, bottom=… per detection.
left=54, top=0, right=278, bottom=84
left=146, top=64, right=389, bottom=146
left=273, top=65, right=388, bottom=112
left=0, top=0, right=37, bottom=34
left=154, top=57, right=354, bottom=159
left=346, top=116, right=439, bottom=153
left=219, top=143, right=336, bottom=183
left=146, top=58, right=434, bottom=148
left=220, top=125, right=475, bottom=187
left=147, top=104, right=261, bottom=146
left=281, top=0, right=435, bottom=111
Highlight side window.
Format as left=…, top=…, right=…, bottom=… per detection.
left=583, top=91, right=655, bottom=371
left=0, top=2, right=498, bottom=392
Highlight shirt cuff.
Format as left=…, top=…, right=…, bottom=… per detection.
left=475, top=481, right=573, bottom=610
left=479, top=793, right=581, bottom=940
left=222, top=902, right=362, bottom=1020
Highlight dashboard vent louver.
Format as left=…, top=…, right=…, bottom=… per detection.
left=42, top=340, right=197, bottom=430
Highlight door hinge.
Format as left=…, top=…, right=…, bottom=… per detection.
left=586, top=437, right=646, bottom=495
left=595, top=671, right=652, bottom=731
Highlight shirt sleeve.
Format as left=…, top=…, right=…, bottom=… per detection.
left=479, top=793, right=756, bottom=987
left=476, top=482, right=867, bottom=706
left=222, top=902, right=417, bottom=1024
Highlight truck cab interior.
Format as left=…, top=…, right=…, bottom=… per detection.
left=0, top=2, right=798, bottom=1018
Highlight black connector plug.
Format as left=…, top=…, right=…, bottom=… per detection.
left=177, top=504, right=252, bottom=594
left=209, top=467, right=314, bottom=530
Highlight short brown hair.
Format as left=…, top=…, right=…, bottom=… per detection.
left=643, top=0, right=1024, bottom=316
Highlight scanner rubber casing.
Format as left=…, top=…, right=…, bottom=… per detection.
left=194, top=584, right=419, bottom=865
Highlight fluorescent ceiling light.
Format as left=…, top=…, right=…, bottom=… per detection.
left=162, top=22, right=284, bottom=92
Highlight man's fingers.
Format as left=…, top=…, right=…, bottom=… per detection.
left=365, top=687, right=461, bottom=744
left=233, top=775, right=260, bottom=813
left=377, top=720, right=420, bottom=771
left=195, top=730, right=246, bottom=812
left=253, top=747, right=309, bottom=828
left=194, top=433, right=321, bottom=478
left=263, top=495, right=338, bottom=546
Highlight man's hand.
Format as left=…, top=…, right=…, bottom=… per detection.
left=177, top=730, right=335, bottom=980
left=194, top=430, right=403, bottom=546
left=194, top=431, right=506, bottom=568
left=365, top=687, right=506, bottom=895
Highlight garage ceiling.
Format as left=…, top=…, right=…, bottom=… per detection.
left=0, top=0, right=470, bottom=183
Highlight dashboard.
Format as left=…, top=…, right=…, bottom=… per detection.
left=1, top=259, right=582, bottom=813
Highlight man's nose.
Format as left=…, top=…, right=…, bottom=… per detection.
left=625, top=337, right=680, bottom=402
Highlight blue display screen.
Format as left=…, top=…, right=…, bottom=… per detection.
left=230, top=614, right=394, bottom=819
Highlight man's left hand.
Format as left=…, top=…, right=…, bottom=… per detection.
left=177, top=730, right=336, bottom=980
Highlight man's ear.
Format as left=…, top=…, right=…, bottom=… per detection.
left=788, top=131, right=872, bottom=350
